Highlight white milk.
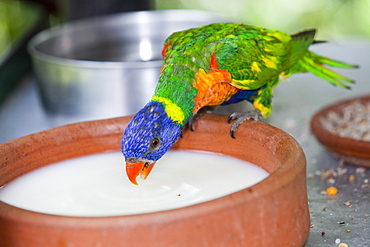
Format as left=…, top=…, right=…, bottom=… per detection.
left=0, top=150, right=269, bottom=217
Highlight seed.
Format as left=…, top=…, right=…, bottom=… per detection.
left=326, top=186, right=338, bottom=195
left=322, top=101, right=370, bottom=142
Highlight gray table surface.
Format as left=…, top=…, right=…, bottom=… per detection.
left=1, top=43, right=369, bottom=246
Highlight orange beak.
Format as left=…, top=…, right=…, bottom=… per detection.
left=125, top=161, right=156, bottom=185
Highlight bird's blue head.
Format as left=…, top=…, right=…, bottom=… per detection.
left=121, top=101, right=182, bottom=184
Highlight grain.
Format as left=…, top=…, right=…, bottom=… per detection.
left=321, top=101, right=370, bottom=141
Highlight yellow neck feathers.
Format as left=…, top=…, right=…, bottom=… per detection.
left=151, top=96, right=185, bottom=124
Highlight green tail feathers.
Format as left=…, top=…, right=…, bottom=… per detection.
left=289, top=29, right=316, bottom=66
left=298, top=52, right=357, bottom=89
left=286, top=29, right=357, bottom=89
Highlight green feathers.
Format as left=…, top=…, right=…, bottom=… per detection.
left=284, top=29, right=357, bottom=88
left=287, top=52, right=357, bottom=88
left=154, top=23, right=356, bottom=119
left=121, top=22, right=357, bottom=184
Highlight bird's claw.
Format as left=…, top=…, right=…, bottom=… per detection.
left=189, top=120, right=195, bottom=132
left=228, top=109, right=262, bottom=138
left=189, top=106, right=216, bottom=131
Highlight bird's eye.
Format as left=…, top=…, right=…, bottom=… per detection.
left=150, top=138, right=160, bottom=149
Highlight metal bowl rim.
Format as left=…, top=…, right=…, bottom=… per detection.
left=27, top=9, right=230, bottom=69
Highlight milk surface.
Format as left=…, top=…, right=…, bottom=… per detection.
left=0, top=150, right=269, bottom=216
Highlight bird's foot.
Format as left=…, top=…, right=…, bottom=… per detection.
left=189, top=106, right=216, bottom=131
left=228, top=109, right=262, bottom=138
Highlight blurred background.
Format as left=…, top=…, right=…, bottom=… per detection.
left=2, top=0, right=370, bottom=45
left=155, top=0, right=370, bottom=43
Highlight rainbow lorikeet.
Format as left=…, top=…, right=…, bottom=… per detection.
left=121, top=23, right=356, bottom=185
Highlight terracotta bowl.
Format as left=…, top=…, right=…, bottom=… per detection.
left=311, top=95, right=370, bottom=167
left=0, top=114, right=309, bottom=247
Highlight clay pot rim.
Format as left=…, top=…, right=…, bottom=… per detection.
left=311, top=94, right=370, bottom=166
left=0, top=114, right=305, bottom=227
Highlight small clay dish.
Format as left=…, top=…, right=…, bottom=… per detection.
left=0, top=114, right=309, bottom=247
left=311, top=95, right=370, bottom=167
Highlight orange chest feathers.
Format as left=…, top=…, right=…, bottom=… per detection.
left=192, top=53, right=239, bottom=113
left=193, top=68, right=239, bottom=113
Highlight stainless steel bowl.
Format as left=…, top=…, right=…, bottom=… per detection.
left=28, top=10, right=229, bottom=120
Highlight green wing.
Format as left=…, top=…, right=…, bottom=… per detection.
left=164, top=23, right=350, bottom=91
left=201, top=25, right=315, bottom=90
